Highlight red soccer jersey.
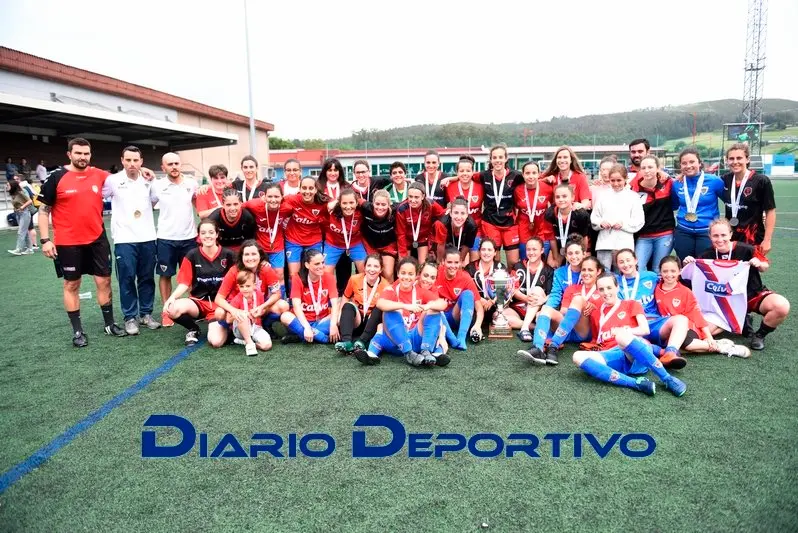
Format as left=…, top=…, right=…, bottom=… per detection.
left=434, top=266, right=480, bottom=312
left=244, top=200, right=285, bottom=253
left=561, top=283, right=603, bottom=309
left=445, top=179, right=484, bottom=228
left=217, top=264, right=280, bottom=302
left=589, top=299, right=645, bottom=348
left=280, top=194, right=328, bottom=246
left=195, top=188, right=224, bottom=214
left=395, top=201, right=446, bottom=256
left=514, top=182, right=555, bottom=241
left=38, top=166, right=109, bottom=245
left=550, top=171, right=592, bottom=205
left=326, top=211, right=364, bottom=249
left=290, top=272, right=338, bottom=322
left=229, top=289, right=266, bottom=314
left=381, top=281, right=438, bottom=330
left=655, top=282, right=709, bottom=336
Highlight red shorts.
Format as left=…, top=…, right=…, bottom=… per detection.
left=481, top=221, right=520, bottom=249
left=364, top=240, right=398, bottom=258
left=747, top=290, right=774, bottom=314
left=510, top=301, right=527, bottom=317
left=190, top=297, right=219, bottom=321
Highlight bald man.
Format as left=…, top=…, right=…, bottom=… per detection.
left=150, top=152, right=199, bottom=326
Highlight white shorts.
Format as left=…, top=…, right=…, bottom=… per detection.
left=233, top=322, right=271, bottom=345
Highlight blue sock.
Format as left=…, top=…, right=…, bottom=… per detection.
left=443, top=312, right=459, bottom=347
left=263, top=312, right=280, bottom=328
left=550, top=307, right=581, bottom=347
left=580, top=359, right=638, bottom=389
left=625, top=338, right=669, bottom=381
left=421, top=313, right=441, bottom=352
left=384, top=311, right=412, bottom=353
left=665, top=344, right=680, bottom=356
left=650, top=344, right=663, bottom=357
left=455, top=291, right=475, bottom=346
left=313, top=329, right=329, bottom=343
left=368, top=332, right=392, bottom=358
left=287, top=317, right=305, bottom=337
left=532, top=314, right=551, bottom=349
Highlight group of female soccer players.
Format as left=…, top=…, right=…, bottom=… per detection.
left=163, top=142, right=790, bottom=398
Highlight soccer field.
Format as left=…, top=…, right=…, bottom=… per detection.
left=1, top=183, right=797, bottom=532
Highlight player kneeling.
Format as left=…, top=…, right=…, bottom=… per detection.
left=572, top=273, right=687, bottom=397
left=353, top=257, right=448, bottom=367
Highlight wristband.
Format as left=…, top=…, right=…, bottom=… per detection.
left=40, top=238, right=51, bottom=244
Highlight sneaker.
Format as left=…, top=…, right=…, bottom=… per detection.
left=659, top=350, right=688, bottom=370
left=124, top=318, right=140, bottom=336
left=435, top=352, right=452, bottom=367
left=420, top=349, right=436, bottom=366
left=245, top=342, right=258, bottom=357
left=716, top=338, right=751, bottom=359
left=353, top=340, right=367, bottom=351
left=335, top=341, right=354, bottom=355
left=185, top=330, right=200, bottom=346
left=517, top=347, right=547, bottom=365
left=750, top=334, right=765, bottom=351
left=7, top=249, right=23, bottom=256
left=161, top=311, right=174, bottom=327
left=634, top=377, right=656, bottom=396
left=138, top=314, right=161, bottom=330
left=104, top=323, right=127, bottom=337
left=31, top=244, right=39, bottom=250
left=22, top=248, right=34, bottom=255
left=233, top=338, right=246, bottom=345
left=662, top=375, right=687, bottom=397
left=405, top=351, right=425, bottom=367
left=544, top=344, right=559, bottom=366
left=354, top=347, right=380, bottom=365
left=72, top=331, right=88, bottom=348
left=281, top=334, right=302, bottom=344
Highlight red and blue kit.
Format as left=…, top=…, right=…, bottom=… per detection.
left=589, top=299, right=644, bottom=349
left=655, top=282, right=710, bottom=337
left=514, top=182, right=555, bottom=243
left=381, top=281, right=438, bottom=329
left=445, top=179, right=485, bottom=229
left=290, top=272, right=338, bottom=322
left=194, top=188, right=224, bottom=214
left=38, top=166, right=109, bottom=245
left=561, top=283, right=603, bottom=310
left=434, top=266, right=480, bottom=312
left=395, top=200, right=446, bottom=256
left=217, top=264, right=280, bottom=302
left=326, top=211, right=364, bottom=249
left=280, top=194, right=328, bottom=246
left=244, top=200, right=285, bottom=253
left=229, top=289, right=266, bottom=313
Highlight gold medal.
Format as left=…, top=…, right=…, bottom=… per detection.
left=134, top=210, right=142, bottom=219
left=685, top=212, right=698, bottom=222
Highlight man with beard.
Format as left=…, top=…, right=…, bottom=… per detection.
left=627, top=138, right=650, bottom=181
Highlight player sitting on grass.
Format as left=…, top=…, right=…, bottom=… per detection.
left=571, top=273, right=687, bottom=397
left=517, top=255, right=603, bottom=366
left=280, top=248, right=341, bottom=344
left=226, top=270, right=272, bottom=355
left=353, top=257, right=448, bottom=367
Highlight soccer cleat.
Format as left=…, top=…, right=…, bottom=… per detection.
left=435, top=353, right=452, bottom=367
left=161, top=311, right=174, bottom=327
left=184, top=330, right=200, bottom=346
left=354, top=347, right=380, bottom=365
left=334, top=341, right=354, bottom=355
left=634, top=377, right=656, bottom=396
left=716, top=338, right=751, bottom=359
left=662, top=375, right=687, bottom=397
left=544, top=344, right=559, bottom=366
left=138, top=314, right=161, bottom=330
left=750, top=334, right=766, bottom=351
left=245, top=342, right=258, bottom=357
left=7, top=249, right=23, bottom=256
left=104, top=323, right=127, bottom=337
left=517, top=347, right=547, bottom=365
left=405, top=351, right=425, bottom=367
left=353, top=340, right=367, bottom=351
left=659, top=350, right=687, bottom=370
left=124, top=318, right=140, bottom=336
left=281, top=334, right=302, bottom=345
left=420, top=349, right=436, bottom=366
left=72, top=331, right=88, bottom=348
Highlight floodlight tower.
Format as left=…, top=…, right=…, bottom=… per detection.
left=741, top=0, right=767, bottom=127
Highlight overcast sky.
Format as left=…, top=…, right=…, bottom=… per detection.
left=2, top=0, right=797, bottom=139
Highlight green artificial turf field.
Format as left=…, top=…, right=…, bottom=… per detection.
left=1, top=182, right=797, bottom=532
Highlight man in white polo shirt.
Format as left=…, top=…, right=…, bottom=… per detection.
left=151, top=152, right=198, bottom=326
left=103, top=146, right=161, bottom=335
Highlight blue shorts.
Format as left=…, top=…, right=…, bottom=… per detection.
left=268, top=250, right=285, bottom=270
left=645, top=316, right=670, bottom=346
left=285, top=241, right=323, bottom=265
left=156, top=238, right=197, bottom=277
left=601, top=346, right=649, bottom=376
left=564, top=328, right=591, bottom=344
left=471, top=236, right=482, bottom=252
left=324, top=243, right=367, bottom=265
left=372, top=327, right=441, bottom=356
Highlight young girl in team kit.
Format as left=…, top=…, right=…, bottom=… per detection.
left=513, top=237, right=555, bottom=342
left=545, top=185, right=591, bottom=266
left=325, top=188, right=367, bottom=274
left=354, top=257, right=447, bottom=367
left=336, top=255, right=390, bottom=354
left=281, top=177, right=330, bottom=277
left=518, top=256, right=604, bottom=366
left=684, top=218, right=790, bottom=351
left=571, top=273, right=687, bottom=397
left=514, top=161, right=555, bottom=262
left=395, top=182, right=446, bottom=263
left=163, top=219, right=236, bottom=346
left=360, top=189, right=398, bottom=281
left=445, top=157, right=484, bottom=261
left=244, top=183, right=287, bottom=290
left=590, top=164, right=644, bottom=272
left=432, top=197, right=478, bottom=264
left=280, top=249, right=341, bottom=344
left=546, top=237, right=586, bottom=311
left=226, top=270, right=273, bottom=356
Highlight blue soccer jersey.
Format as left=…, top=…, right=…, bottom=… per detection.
left=617, top=270, right=660, bottom=319
left=670, top=173, right=725, bottom=234
left=546, top=265, right=582, bottom=309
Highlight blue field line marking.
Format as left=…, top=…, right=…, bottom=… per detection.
left=0, top=341, right=205, bottom=495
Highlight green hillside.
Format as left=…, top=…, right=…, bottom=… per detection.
left=663, top=126, right=798, bottom=156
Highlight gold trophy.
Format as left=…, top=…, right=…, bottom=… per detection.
left=487, top=266, right=516, bottom=339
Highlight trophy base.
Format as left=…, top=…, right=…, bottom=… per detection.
left=489, top=325, right=513, bottom=339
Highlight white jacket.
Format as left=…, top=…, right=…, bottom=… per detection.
left=590, top=187, right=644, bottom=251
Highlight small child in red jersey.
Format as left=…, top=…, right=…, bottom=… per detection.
left=227, top=270, right=272, bottom=355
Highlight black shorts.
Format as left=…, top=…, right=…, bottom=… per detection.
left=55, top=234, right=112, bottom=281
